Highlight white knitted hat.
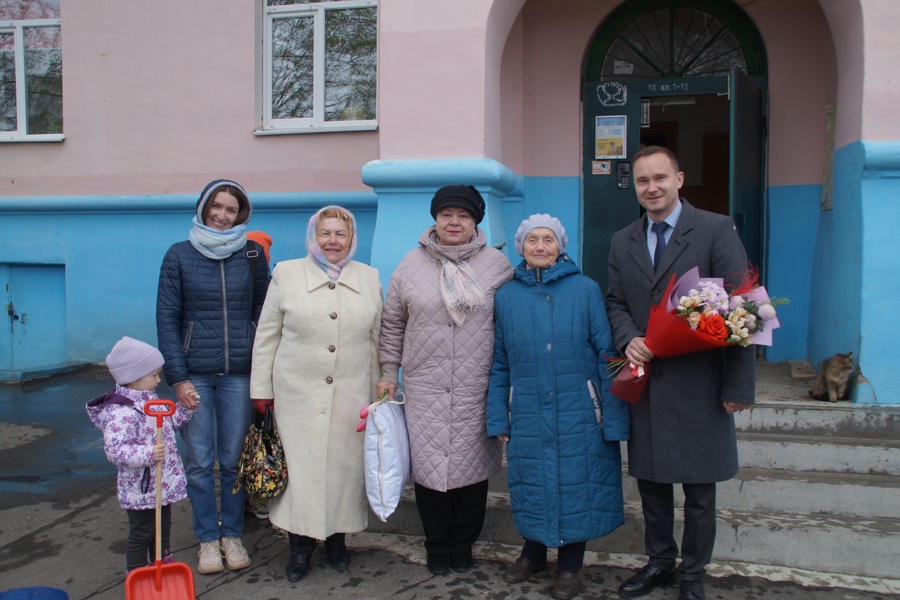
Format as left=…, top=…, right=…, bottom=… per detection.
left=105, top=337, right=164, bottom=385
left=514, top=214, right=568, bottom=256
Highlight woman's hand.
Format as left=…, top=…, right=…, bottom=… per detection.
left=497, top=435, right=510, bottom=442
left=252, top=399, right=274, bottom=414
left=174, top=382, right=199, bottom=410
left=376, top=380, right=397, bottom=400
left=376, top=381, right=397, bottom=400
left=152, top=442, right=165, bottom=463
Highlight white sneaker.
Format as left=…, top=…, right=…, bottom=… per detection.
left=197, top=541, right=224, bottom=574
left=221, top=537, right=251, bottom=570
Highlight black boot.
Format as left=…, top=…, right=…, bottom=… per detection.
left=324, top=533, right=350, bottom=571
left=286, top=533, right=316, bottom=582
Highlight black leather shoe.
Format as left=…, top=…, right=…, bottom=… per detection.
left=427, top=555, right=451, bottom=576
left=679, top=580, right=705, bottom=600
left=502, top=555, right=548, bottom=584
left=285, top=551, right=313, bottom=582
left=324, top=537, right=351, bottom=571
left=617, top=564, right=676, bottom=598
left=551, top=570, right=582, bottom=600
left=450, top=552, right=473, bottom=573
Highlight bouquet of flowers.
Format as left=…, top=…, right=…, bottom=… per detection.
left=608, top=266, right=783, bottom=403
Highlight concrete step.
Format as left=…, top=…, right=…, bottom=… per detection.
left=490, top=463, right=900, bottom=519
left=735, top=399, right=900, bottom=440
left=734, top=433, right=900, bottom=475
left=622, top=468, right=900, bottom=519
left=366, top=488, right=900, bottom=579
left=490, top=456, right=900, bottom=519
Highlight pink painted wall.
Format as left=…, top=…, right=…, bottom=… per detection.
left=744, top=0, right=836, bottom=186
left=5, top=0, right=888, bottom=199
left=858, top=1, right=900, bottom=142
left=498, top=0, right=838, bottom=187
left=0, top=0, right=377, bottom=197
left=377, top=0, right=494, bottom=160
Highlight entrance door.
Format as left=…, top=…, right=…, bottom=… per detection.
left=581, top=71, right=763, bottom=290
left=1, top=265, right=68, bottom=377
left=730, top=68, right=763, bottom=269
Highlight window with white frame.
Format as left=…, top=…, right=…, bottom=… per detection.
left=0, top=0, right=62, bottom=142
left=262, top=0, right=377, bottom=133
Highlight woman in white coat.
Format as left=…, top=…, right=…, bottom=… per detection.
left=250, top=205, right=382, bottom=583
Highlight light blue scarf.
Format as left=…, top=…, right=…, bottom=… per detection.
left=189, top=216, right=248, bottom=260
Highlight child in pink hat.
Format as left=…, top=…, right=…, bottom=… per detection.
left=86, top=336, right=195, bottom=572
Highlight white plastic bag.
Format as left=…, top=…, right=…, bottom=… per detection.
left=364, top=390, right=411, bottom=522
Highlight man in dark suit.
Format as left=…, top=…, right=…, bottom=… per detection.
left=605, top=146, right=755, bottom=600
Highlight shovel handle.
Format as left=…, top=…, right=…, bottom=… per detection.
left=143, top=399, right=174, bottom=572
left=144, top=399, right=176, bottom=428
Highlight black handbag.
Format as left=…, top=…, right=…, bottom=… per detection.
left=233, top=406, right=288, bottom=500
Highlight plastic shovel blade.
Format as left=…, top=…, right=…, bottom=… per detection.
left=124, top=561, right=195, bottom=600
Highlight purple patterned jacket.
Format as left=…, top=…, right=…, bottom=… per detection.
left=86, top=387, right=194, bottom=510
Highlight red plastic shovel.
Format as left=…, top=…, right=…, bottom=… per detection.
left=125, top=399, right=195, bottom=600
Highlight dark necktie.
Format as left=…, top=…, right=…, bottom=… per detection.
left=652, top=221, right=669, bottom=271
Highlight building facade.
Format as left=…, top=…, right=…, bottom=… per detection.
left=1, top=0, right=897, bottom=405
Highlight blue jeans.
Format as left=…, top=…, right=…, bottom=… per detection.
left=177, top=373, right=251, bottom=543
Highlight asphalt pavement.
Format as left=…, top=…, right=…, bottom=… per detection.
left=1, top=366, right=897, bottom=599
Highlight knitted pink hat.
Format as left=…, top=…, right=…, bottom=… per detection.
left=105, top=337, right=164, bottom=385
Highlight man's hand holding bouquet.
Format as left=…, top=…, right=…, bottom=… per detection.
left=607, top=265, right=784, bottom=403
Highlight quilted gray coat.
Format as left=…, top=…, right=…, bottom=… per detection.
left=380, top=227, right=513, bottom=492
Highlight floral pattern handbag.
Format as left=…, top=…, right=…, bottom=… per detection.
left=233, top=405, right=288, bottom=501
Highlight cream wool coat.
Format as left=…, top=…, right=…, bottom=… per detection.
left=250, top=256, right=382, bottom=539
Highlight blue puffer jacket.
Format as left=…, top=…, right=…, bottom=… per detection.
left=156, top=240, right=269, bottom=385
left=486, top=255, right=630, bottom=547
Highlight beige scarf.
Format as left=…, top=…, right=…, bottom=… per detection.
left=422, top=227, right=487, bottom=326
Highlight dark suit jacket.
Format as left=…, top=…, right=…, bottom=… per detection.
left=605, top=200, right=755, bottom=483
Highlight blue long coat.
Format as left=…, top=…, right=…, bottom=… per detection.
left=486, top=255, right=629, bottom=547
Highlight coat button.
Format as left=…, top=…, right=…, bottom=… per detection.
left=330, top=312, right=337, bottom=319
left=328, top=345, right=336, bottom=352
left=328, top=282, right=336, bottom=290
left=326, top=376, right=334, bottom=384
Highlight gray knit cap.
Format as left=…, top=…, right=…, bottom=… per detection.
left=105, top=337, right=164, bottom=385
left=514, top=214, right=568, bottom=256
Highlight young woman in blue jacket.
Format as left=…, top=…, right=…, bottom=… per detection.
left=156, top=179, right=269, bottom=575
left=486, top=214, right=630, bottom=600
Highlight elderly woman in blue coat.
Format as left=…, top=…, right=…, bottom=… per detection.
left=486, top=214, right=630, bottom=600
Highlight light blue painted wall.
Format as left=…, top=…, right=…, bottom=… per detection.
left=766, top=185, right=820, bottom=361
left=0, top=192, right=376, bottom=370
left=808, top=143, right=863, bottom=397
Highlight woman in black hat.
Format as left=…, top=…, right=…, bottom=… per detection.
left=376, top=185, right=513, bottom=575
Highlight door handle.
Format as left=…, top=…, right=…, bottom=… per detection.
left=6, top=303, right=20, bottom=322
left=20, top=313, right=26, bottom=324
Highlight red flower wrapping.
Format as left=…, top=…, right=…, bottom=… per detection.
left=609, top=273, right=729, bottom=403
left=609, top=362, right=647, bottom=404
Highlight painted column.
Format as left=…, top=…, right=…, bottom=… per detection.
left=368, top=1, right=525, bottom=290
left=814, top=0, right=900, bottom=404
